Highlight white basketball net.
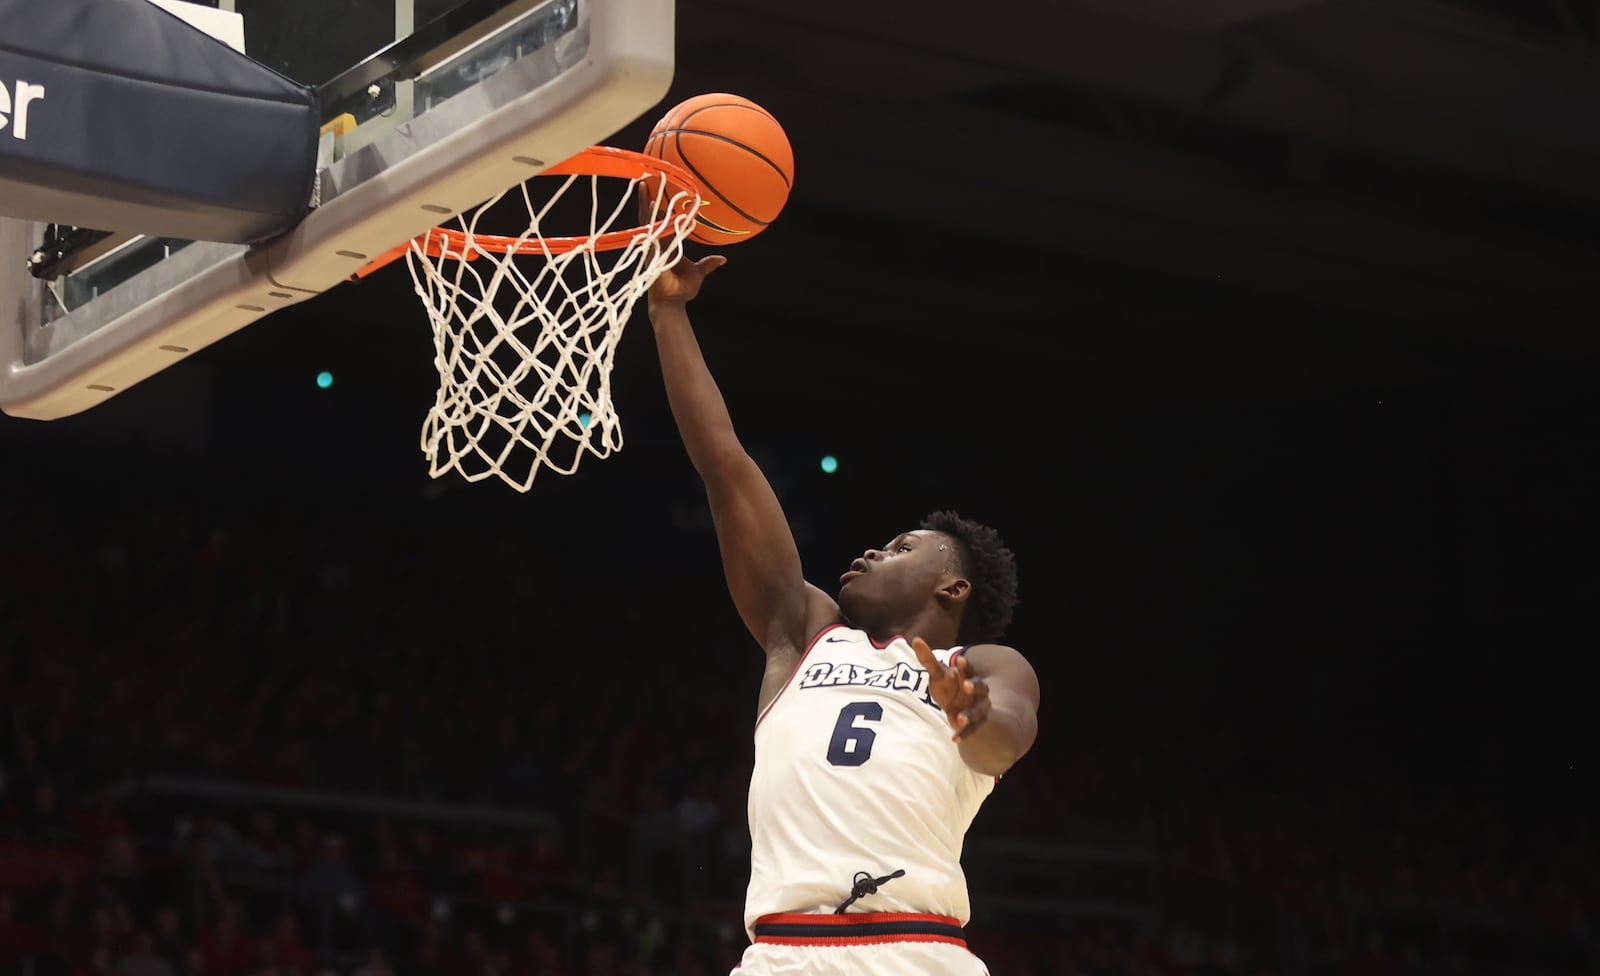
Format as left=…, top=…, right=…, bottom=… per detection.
left=404, top=168, right=701, bottom=492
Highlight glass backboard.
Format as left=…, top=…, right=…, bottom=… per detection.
left=0, top=0, right=673, bottom=420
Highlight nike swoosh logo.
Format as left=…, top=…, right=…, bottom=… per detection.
left=695, top=212, right=751, bottom=236
left=825, top=636, right=850, bottom=643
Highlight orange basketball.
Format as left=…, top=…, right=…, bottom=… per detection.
left=643, top=93, right=793, bottom=246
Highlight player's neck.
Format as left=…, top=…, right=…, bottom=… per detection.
left=863, top=610, right=958, bottom=649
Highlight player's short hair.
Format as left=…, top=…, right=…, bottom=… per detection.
left=920, top=510, right=1019, bottom=646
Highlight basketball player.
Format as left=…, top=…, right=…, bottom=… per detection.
left=646, top=254, right=1041, bottom=976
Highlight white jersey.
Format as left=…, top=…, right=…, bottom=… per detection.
left=744, top=624, right=996, bottom=938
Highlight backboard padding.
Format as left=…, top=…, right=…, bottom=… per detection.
left=1, top=0, right=673, bottom=421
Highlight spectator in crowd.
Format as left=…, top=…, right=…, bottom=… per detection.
left=115, top=932, right=177, bottom=976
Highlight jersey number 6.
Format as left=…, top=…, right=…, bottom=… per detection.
left=826, top=701, right=883, bottom=767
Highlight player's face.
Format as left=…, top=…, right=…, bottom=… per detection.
left=838, top=529, right=954, bottom=611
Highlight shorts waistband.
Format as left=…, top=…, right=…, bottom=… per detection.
left=752, top=912, right=967, bottom=947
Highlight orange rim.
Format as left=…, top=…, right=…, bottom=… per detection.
left=353, top=147, right=702, bottom=277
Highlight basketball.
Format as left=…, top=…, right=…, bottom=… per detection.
left=644, top=93, right=794, bottom=246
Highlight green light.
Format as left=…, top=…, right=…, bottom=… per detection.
left=315, top=371, right=334, bottom=389
left=820, top=455, right=838, bottom=474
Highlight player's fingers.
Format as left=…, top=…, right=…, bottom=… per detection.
left=700, top=255, right=728, bottom=275
left=955, top=700, right=991, bottom=740
left=954, top=677, right=985, bottom=709
left=910, top=637, right=941, bottom=672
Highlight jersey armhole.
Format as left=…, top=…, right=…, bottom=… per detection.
left=753, top=623, right=844, bottom=734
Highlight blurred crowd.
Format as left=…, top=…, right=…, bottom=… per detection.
left=0, top=495, right=1593, bottom=976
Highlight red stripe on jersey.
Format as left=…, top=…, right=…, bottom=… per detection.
left=753, top=623, right=844, bottom=734
left=751, top=911, right=969, bottom=948
left=756, top=933, right=969, bottom=947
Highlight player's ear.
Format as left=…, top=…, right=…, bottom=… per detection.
left=936, top=575, right=971, bottom=608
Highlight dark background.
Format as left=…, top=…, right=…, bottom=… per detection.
left=3, top=1, right=1598, bottom=975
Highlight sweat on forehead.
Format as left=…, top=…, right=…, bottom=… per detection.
left=903, top=530, right=954, bottom=558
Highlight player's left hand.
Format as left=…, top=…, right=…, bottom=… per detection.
left=648, top=254, right=726, bottom=310
left=911, top=637, right=990, bottom=741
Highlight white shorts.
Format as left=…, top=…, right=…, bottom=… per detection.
left=731, top=912, right=990, bottom=976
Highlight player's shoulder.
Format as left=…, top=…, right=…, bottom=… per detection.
left=958, top=641, right=1025, bottom=658
left=760, top=583, right=840, bottom=663
left=957, top=643, right=1035, bottom=676
left=801, top=582, right=843, bottom=639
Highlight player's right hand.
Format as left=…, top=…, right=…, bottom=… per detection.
left=649, top=255, right=726, bottom=309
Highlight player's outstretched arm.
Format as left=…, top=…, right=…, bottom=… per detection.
left=647, top=257, right=831, bottom=659
left=913, top=638, right=1040, bottom=778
